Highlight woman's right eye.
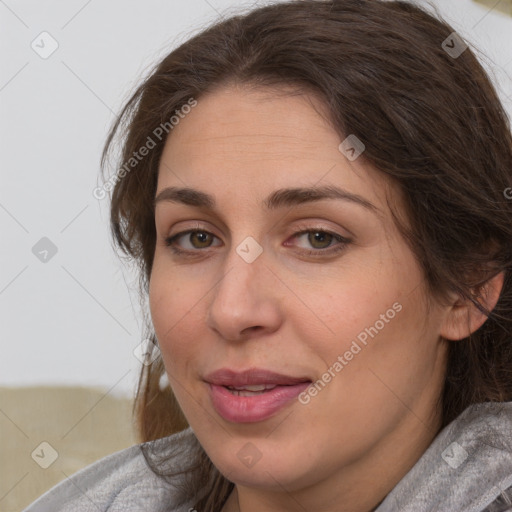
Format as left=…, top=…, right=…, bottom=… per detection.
left=164, top=229, right=221, bottom=254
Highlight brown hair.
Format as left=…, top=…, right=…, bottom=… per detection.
left=101, top=0, right=512, bottom=509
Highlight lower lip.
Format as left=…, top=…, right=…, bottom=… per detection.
left=208, top=382, right=310, bottom=423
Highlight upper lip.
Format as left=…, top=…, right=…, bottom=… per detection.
left=204, top=368, right=311, bottom=387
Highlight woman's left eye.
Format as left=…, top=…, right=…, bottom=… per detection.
left=288, top=229, right=351, bottom=256
left=164, top=227, right=351, bottom=257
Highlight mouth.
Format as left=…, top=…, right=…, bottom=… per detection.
left=204, top=368, right=312, bottom=423
left=204, top=367, right=311, bottom=387
left=223, top=383, right=281, bottom=396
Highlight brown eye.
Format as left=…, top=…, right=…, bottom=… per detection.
left=307, top=231, right=334, bottom=249
left=164, top=229, right=222, bottom=252
left=189, top=231, right=214, bottom=248
left=288, top=228, right=351, bottom=257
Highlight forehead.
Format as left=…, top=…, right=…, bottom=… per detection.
left=157, top=84, right=398, bottom=220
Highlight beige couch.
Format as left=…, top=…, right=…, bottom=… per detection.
left=0, top=386, right=137, bottom=511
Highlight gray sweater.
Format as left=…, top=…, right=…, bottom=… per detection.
left=23, top=401, right=512, bottom=511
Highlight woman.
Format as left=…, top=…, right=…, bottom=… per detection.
left=24, top=0, right=512, bottom=510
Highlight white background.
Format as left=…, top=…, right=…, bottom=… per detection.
left=1, top=0, right=511, bottom=397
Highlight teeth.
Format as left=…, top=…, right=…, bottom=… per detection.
left=229, top=389, right=267, bottom=397
left=230, top=384, right=275, bottom=391
left=226, top=384, right=278, bottom=396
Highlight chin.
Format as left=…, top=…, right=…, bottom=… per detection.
left=199, top=434, right=315, bottom=491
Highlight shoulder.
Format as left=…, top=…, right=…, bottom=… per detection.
left=22, top=427, right=197, bottom=512
left=376, top=401, right=512, bottom=512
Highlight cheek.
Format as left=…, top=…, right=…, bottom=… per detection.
left=148, top=267, right=203, bottom=368
left=313, top=277, right=436, bottom=420
left=304, top=249, right=431, bottom=385
left=306, top=265, right=406, bottom=351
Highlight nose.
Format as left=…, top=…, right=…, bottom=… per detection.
left=206, top=241, right=283, bottom=342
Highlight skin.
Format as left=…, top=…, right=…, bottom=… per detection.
left=148, top=83, right=504, bottom=512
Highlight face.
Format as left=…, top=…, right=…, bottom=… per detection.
left=149, top=83, right=449, bottom=507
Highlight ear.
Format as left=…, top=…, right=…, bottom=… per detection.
left=440, top=271, right=505, bottom=341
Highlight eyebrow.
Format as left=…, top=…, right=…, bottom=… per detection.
left=153, top=185, right=379, bottom=214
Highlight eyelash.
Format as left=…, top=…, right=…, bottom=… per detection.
left=163, top=224, right=351, bottom=258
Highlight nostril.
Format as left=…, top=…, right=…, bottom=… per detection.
left=244, top=325, right=263, bottom=333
